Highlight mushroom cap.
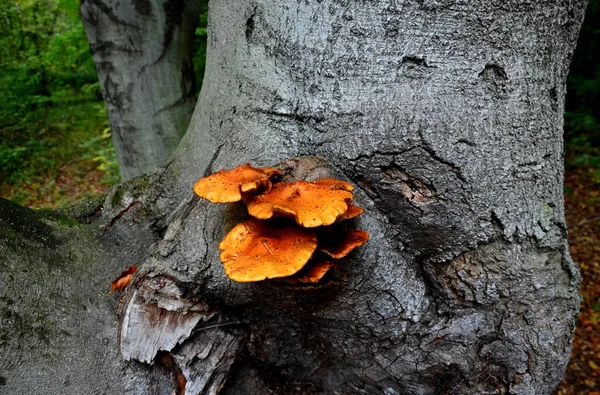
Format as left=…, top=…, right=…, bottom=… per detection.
left=193, top=164, right=281, bottom=203
left=219, top=219, right=317, bottom=282
left=313, top=178, right=354, bottom=192
left=318, top=230, right=370, bottom=258
left=259, top=167, right=281, bottom=178
left=278, top=259, right=335, bottom=284
left=244, top=181, right=354, bottom=227
left=335, top=204, right=364, bottom=222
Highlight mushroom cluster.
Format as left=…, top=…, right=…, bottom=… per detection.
left=193, top=164, right=369, bottom=284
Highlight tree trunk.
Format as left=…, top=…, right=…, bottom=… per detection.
left=80, top=0, right=202, bottom=181
left=0, top=0, right=587, bottom=394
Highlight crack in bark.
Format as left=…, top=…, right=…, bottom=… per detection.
left=417, top=130, right=467, bottom=183
left=245, top=7, right=258, bottom=42
left=204, top=143, right=226, bottom=176
left=104, top=201, right=140, bottom=233
left=401, top=54, right=437, bottom=68
left=90, top=41, right=143, bottom=56
left=81, top=0, right=142, bottom=29
left=257, top=109, right=325, bottom=125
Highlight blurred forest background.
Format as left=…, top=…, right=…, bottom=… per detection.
left=0, top=0, right=208, bottom=206
left=0, top=0, right=598, bottom=393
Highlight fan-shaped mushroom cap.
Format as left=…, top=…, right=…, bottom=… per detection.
left=193, top=164, right=280, bottom=203
left=278, top=259, right=335, bottom=285
left=244, top=181, right=353, bottom=227
left=219, top=219, right=317, bottom=282
left=335, top=204, right=364, bottom=222
left=313, top=178, right=354, bottom=192
left=319, top=230, right=370, bottom=258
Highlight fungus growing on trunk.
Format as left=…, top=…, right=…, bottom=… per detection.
left=244, top=180, right=353, bottom=227
left=313, top=177, right=355, bottom=192
left=194, top=163, right=369, bottom=284
left=219, top=219, right=317, bottom=282
left=335, top=204, right=364, bottom=222
left=318, top=230, right=370, bottom=259
left=277, top=259, right=335, bottom=285
left=193, top=164, right=280, bottom=203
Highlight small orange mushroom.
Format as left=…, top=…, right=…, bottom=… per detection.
left=335, top=204, right=364, bottom=222
left=193, top=164, right=280, bottom=203
left=318, top=230, right=370, bottom=258
left=244, top=180, right=353, bottom=228
left=219, top=219, right=317, bottom=282
left=283, top=259, right=335, bottom=284
left=298, top=259, right=335, bottom=283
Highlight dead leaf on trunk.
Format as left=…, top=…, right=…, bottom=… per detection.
left=108, top=265, right=137, bottom=294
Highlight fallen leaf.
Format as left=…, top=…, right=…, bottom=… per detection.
left=584, top=379, right=596, bottom=387
left=108, top=266, right=137, bottom=294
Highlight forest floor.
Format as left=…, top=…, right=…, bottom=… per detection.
left=0, top=112, right=598, bottom=392
left=0, top=100, right=119, bottom=207
left=555, top=164, right=600, bottom=395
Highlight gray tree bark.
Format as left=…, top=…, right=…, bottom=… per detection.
left=80, top=0, right=202, bottom=181
left=0, top=0, right=588, bottom=394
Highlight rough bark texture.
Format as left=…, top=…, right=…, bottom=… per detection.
left=0, top=189, right=166, bottom=394
left=0, top=0, right=588, bottom=394
left=80, top=0, right=202, bottom=181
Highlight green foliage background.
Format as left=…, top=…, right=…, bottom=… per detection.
left=0, top=0, right=97, bottom=126
left=0, top=0, right=597, bottom=207
left=0, top=0, right=208, bottom=207
left=0, top=0, right=111, bottom=202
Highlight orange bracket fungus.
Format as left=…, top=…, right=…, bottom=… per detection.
left=193, top=163, right=369, bottom=283
left=193, top=164, right=280, bottom=203
left=335, top=204, right=364, bottom=222
left=219, top=219, right=317, bottom=282
left=244, top=180, right=353, bottom=228
left=296, top=259, right=335, bottom=283
left=277, top=259, right=336, bottom=285
left=318, top=230, right=370, bottom=259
